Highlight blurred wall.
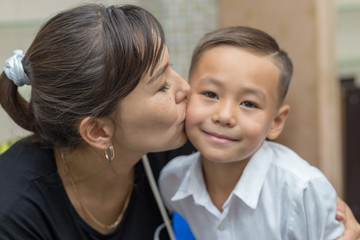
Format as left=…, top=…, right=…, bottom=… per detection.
left=218, top=0, right=343, bottom=195
left=336, top=0, right=360, bottom=83
left=141, top=0, right=218, bottom=81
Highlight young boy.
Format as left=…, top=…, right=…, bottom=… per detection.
left=159, top=26, right=344, bottom=239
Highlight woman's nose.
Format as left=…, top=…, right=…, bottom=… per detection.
left=175, top=75, right=191, bottom=104
left=212, top=101, right=237, bottom=127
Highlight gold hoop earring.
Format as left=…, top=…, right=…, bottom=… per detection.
left=104, top=144, right=115, bottom=163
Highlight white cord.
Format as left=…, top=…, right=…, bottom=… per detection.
left=141, top=154, right=176, bottom=240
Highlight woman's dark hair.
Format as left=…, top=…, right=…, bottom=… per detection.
left=0, top=4, right=165, bottom=147
left=189, top=26, right=293, bottom=105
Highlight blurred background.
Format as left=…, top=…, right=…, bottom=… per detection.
left=0, top=0, right=359, bottom=220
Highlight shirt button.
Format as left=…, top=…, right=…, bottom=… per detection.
left=218, top=224, right=225, bottom=230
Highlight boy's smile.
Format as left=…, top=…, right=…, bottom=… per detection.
left=186, top=45, right=288, bottom=164
left=203, top=130, right=239, bottom=145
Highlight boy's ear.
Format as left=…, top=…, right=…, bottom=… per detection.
left=79, top=117, right=114, bottom=150
left=267, top=104, right=290, bottom=140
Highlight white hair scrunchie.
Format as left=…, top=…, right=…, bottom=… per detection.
left=4, top=49, right=30, bottom=86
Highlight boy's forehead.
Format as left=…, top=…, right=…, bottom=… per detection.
left=190, top=45, right=281, bottom=99
left=194, top=45, right=279, bottom=76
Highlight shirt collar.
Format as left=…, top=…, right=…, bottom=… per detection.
left=232, top=141, right=273, bottom=209
left=171, top=152, right=213, bottom=207
left=171, top=141, right=273, bottom=210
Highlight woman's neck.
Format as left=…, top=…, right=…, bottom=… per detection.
left=54, top=144, right=138, bottom=234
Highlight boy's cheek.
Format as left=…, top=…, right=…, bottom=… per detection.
left=186, top=94, right=209, bottom=128
left=185, top=109, right=196, bottom=128
left=185, top=95, right=198, bottom=116
left=185, top=104, right=200, bottom=130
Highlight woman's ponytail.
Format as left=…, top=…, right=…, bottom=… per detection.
left=0, top=50, right=34, bottom=133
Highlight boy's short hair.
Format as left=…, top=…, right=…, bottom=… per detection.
left=189, top=26, right=293, bottom=104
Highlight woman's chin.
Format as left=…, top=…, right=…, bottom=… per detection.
left=159, top=134, right=187, bottom=152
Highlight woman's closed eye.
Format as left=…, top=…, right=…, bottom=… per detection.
left=158, top=81, right=170, bottom=92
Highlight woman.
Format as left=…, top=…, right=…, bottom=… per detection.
left=0, top=4, right=192, bottom=239
left=0, top=3, right=358, bottom=240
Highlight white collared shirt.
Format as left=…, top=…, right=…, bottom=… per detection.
left=159, top=141, right=344, bottom=240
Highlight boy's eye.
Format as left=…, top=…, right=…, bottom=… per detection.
left=241, top=101, right=258, bottom=108
left=202, top=91, right=218, bottom=99
left=158, top=82, right=170, bottom=92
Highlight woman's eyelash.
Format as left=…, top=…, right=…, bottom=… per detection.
left=158, top=82, right=170, bottom=92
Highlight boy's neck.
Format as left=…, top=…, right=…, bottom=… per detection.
left=201, top=156, right=250, bottom=212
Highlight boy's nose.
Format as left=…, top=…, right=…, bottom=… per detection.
left=212, top=101, right=237, bottom=127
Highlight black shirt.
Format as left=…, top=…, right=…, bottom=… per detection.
left=0, top=139, right=195, bottom=240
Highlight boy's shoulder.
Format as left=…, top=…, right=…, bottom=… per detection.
left=159, top=152, right=201, bottom=212
left=264, top=140, right=326, bottom=183
left=160, top=151, right=200, bottom=180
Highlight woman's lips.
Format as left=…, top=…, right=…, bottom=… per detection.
left=203, top=131, right=238, bottom=144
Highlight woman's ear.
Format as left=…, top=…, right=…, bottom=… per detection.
left=79, top=117, right=114, bottom=150
left=267, top=104, right=290, bottom=140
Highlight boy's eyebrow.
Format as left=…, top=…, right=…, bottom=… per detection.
left=204, top=77, right=221, bottom=86
left=242, top=87, right=266, bottom=100
left=147, top=63, right=169, bottom=84
left=204, top=77, right=266, bottom=100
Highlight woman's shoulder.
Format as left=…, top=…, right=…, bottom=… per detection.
left=0, top=138, right=56, bottom=176
left=0, top=138, right=58, bottom=213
